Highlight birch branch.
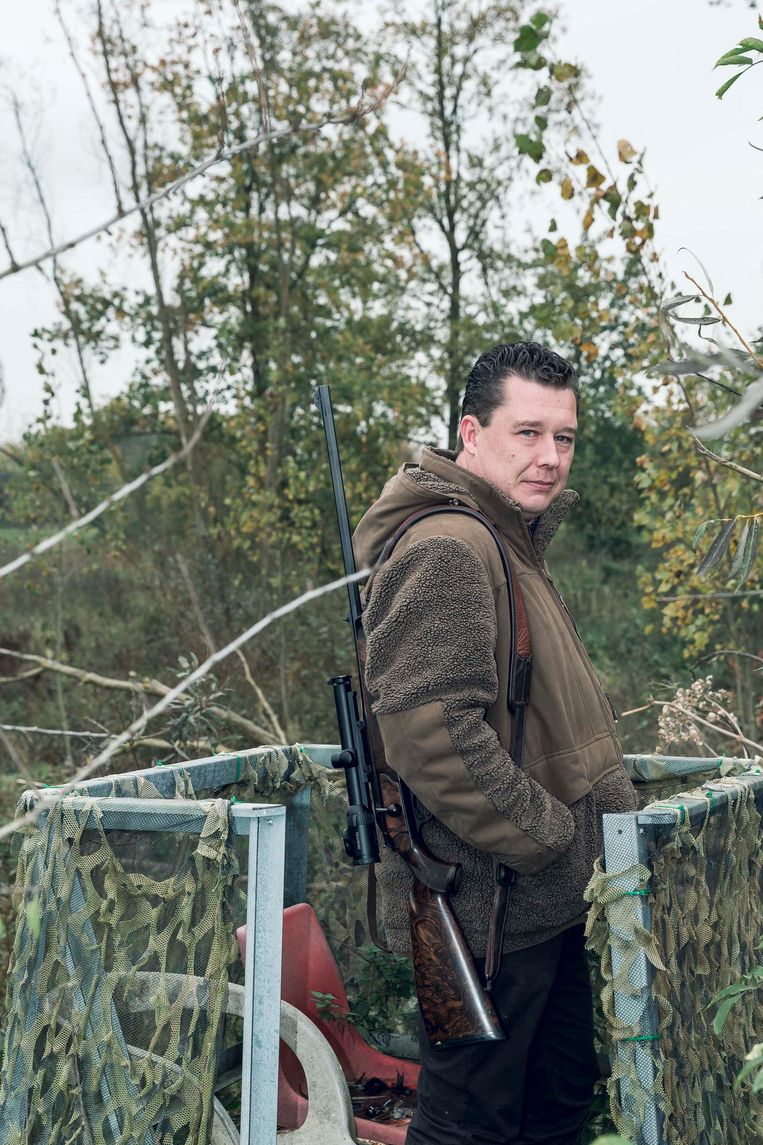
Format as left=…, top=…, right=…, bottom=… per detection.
left=0, top=393, right=215, bottom=581
left=0, top=569, right=369, bottom=841
left=0, top=646, right=274, bottom=744
left=0, top=83, right=397, bottom=282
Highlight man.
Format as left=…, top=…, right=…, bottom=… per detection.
left=353, top=342, right=636, bottom=1145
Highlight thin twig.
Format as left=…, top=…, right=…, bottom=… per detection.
left=0, top=83, right=398, bottom=282
left=683, top=272, right=763, bottom=369
left=235, top=648, right=287, bottom=743
left=656, top=590, right=763, bottom=601
left=618, top=702, right=654, bottom=719
left=175, top=554, right=217, bottom=657
left=0, top=666, right=45, bottom=685
left=50, top=458, right=81, bottom=518
left=0, top=727, right=37, bottom=789
left=54, top=0, right=125, bottom=214
left=0, top=726, right=190, bottom=753
left=693, top=650, right=763, bottom=668
left=233, top=0, right=271, bottom=132
left=0, top=219, right=18, bottom=269
left=1, top=723, right=108, bottom=738
left=0, top=569, right=369, bottom=841
left=691, top=435, right=763, bottom=485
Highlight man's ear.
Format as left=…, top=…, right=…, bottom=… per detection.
left=458, top=414, right=480, bottom=454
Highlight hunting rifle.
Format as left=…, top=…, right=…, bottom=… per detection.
left=314, top=384, right=505, bottom=1050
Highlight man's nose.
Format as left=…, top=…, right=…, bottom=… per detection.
left=537, top=436, right=561, bottom=467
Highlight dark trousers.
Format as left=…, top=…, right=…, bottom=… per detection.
left=406, top=925, right=599, bottom=1145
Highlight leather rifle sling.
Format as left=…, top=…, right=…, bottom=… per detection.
left=363, top=504, right=532, bottom=984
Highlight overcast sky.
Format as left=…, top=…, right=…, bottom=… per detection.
left=0, top=0, right=760, bottom=443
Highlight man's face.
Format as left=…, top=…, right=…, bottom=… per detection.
left=457, top=374, right=578, bottom=520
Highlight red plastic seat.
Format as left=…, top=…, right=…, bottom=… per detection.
left=237, top=902, right=419, bottom=1144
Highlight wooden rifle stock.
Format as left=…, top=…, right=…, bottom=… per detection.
left=380, top=776, right=505, bottom=1049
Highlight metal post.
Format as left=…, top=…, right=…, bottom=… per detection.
left=237, top=805, right=286, bottom=1145
left=602, top=812, right=662, bottom=1145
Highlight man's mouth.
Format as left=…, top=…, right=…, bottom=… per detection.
left=525, top=480, right=555, bottom=490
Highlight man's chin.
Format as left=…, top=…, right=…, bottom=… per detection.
left=518, top=489, right=556, bottom=517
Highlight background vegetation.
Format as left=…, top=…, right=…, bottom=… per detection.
left=0, top=0, right=760, bottom=1052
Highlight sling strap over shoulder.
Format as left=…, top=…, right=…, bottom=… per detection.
left=368, top=503, right=532, bottom=760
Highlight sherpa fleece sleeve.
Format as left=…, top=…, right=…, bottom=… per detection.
left=363, top=533, right=575, bottom=874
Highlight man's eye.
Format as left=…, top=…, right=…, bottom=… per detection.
left=556, top=435, right=574, bottom=446
left=519, top=429, right=536, bottom=437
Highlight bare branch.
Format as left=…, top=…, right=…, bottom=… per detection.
left=0, top=646, right=274, bottom=744
left=0, top=647, right=164, bottom=694
left=656, top=589, right=763, bottom=601
left=0, top=723, right=109, bottom=738
left=50, top=457, right=81, bottom=518
left=233, top=0, right=271, bottom=133
left=0, top=666, right=45, bottom=686
left=175, top=553, right=217, bottom=657
left=693, top=649, right=763, bottom=668
left=0, top=569, right=369, bottom=840
left=0, top=219, right=18, bottom=269
left=0, top=727, right=37, bottom=790
left=235, top=648, right=287, bottom=743
left=0, top=725, right=191, bottom=755
left=0, top=82, right=399, bottom=282
left=54, top=0, right=125, bottom=213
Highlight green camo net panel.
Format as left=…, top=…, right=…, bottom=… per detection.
left=585, top=776, right=763, bottom=1145
left=0, top=796, right=238, bottom=1145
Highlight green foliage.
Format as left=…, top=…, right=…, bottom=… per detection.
left=311, top=945, right=418, bottom=1041
left=693, top=515, right=760, bottom=585
left=343, top=943, right=418, bottom=1041
left=0, top=0, right=719, bottom=1023
left=712, top=940, right=763, bottom=1096
left=714, top=19, right=763, bottom=99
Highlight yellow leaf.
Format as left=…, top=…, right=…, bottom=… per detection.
left=570, top=148, right=589, bottom=166
left=617, top=138, right=637, bottom=163
left=560, top=177, right=574, bottom=200
left=582, top=207, right=595, bottom=232
left=586, top=165, right=605, bottom=188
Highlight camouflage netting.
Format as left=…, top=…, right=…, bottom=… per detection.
left=0, top=744, right=412, bottom=1145
left=0, top=796, right=238, bottom=1145
left=4, top=746, right=758, bottom=1144
left=585, top=775, right=763, bottom=1145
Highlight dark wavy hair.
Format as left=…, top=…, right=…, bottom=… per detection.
left=455, top=342, right=579, bottom=454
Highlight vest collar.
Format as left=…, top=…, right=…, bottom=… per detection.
left=419, top=447, right=578, bottom=559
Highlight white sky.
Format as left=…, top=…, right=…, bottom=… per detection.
left=0, top=0, right=760, bottom=443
